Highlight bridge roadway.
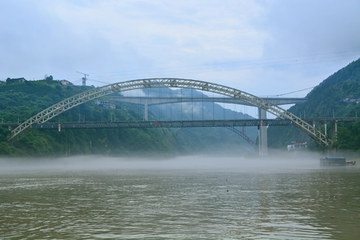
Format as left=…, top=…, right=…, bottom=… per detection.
left=106, top=96, right=307, bottom=106
left=24, top=117, right=359, bottom=130
left=2, top=117, right=357, bottom=151
left=30, top=119, right=291, bottom=129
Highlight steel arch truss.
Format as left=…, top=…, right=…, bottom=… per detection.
left=225, top=127, right=256, bottom=149
left=10, top=78, right=332, bottom=148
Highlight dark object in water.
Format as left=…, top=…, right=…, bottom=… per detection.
left=320, top=157, right=356, bottom=166
left=346, top=160, right=356, bottom=166
left=320, top=157, right=346, bottom=166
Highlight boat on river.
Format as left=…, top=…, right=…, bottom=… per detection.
left=320, top=157, right=356, bottom=166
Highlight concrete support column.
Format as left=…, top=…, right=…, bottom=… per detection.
left=335, top=121, right=338, bottom=135
left=331, top=121, right=338, bottom=154
left=258, top=108, right=268, bottom=157
left=313, top=121, right=316, bottom=133
left=331, top=121, right=338, bottom=142
left=144, top=100, right=148, bottom=121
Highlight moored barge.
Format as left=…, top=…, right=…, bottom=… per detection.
left=320, top=157, right=356, bottom=166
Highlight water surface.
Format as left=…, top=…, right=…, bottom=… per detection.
left=1, top=156, right=359, bottom=239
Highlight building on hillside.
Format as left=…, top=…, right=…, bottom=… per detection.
left=60, top=80, right=72, bottom=86
left=287, top=141, right=307, bottom=152
left=6, top=77, right=27, bottom=84
left=342, top=98, right=360, bottom=103
left=94, top=99, right=116, bottom=109
left=12, top=77, right=26, bottom=82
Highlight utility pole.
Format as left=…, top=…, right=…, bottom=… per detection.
left=76, top=71, right=89, bottom=86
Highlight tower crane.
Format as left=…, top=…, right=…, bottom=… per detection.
left=76, top=71, right=89, bottom=86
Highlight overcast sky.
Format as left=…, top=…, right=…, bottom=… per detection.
left=1, top=0, right=360, bottom=98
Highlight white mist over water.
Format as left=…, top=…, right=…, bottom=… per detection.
left=0, top=154, right=323, bottom=174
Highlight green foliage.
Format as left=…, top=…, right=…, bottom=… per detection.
left=0, top=79, right=181, bottom=157
left=268, top=58, right=360, bottom=150
left=332, top=120, right=360, bottom=150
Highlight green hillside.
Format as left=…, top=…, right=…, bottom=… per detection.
left=0, top=77, right=256, bottom=157
left=268, top=58, right=360, bottom=151
left=0, top=77, right=181, bottom=157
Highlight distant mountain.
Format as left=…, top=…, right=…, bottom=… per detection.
left=268, top=58, right=360, bottom=150
left=137, top=87, right=259, bottom=156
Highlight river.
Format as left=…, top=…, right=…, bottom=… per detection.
left=0, top=156, right=359, bottom=239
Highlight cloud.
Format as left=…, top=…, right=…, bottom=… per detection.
left=0, top=0, right=359, bottom=99
left=262, top=0, right=360, bottom=56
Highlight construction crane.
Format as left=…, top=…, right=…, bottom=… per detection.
left=76, top=71, right=89, bottom=86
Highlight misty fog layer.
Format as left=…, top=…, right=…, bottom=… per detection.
left=0, top=154, right=326, bottom=174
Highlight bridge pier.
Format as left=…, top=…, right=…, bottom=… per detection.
left=331, top=121, right=338, bottom=154
left=310, top=119, right=338, bottom=154
left=331, top=121, right=337, bottom=142
left=258, top=108, right=268, bottom=157
left=144, top=100, right=148, bottom=121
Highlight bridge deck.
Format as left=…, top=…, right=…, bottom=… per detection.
left=106, top=96, right=307, bottom=106
left=3, top=118, right=358, bottom=130
left=31, top=119, right=292, bottom=129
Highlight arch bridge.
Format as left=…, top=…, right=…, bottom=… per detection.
left=10, top=78, right=332, bottom=149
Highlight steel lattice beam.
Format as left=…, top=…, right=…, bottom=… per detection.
left=30, top=119, right=292, bottom=129
left=10, top=78, right=332, bottom=148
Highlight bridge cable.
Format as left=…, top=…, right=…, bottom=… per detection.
left=181, top=88, right=183, bottom=121
left=272, top=86, right=316, bottom=97
left=137, top=88, right=140, bottom=120
left=170, top=88, right=172, bottom=120
left=236, top=106, right=238, bottom=120
left=212, top=91, right=214, bottom=120
left=202, top=89, right=204, bottom=121
left=161, top=87, right=163, bottom=120
left=158, top=87, right=161, bottom=120
left=191, top=86, right=194, bottom=120
left=223, top=102, right=226, bottom=120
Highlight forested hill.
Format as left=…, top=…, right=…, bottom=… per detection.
left=0, top=77, right=256, bottom=157
left=0, top=78, right=178, bottom=157
left=268, top=58, right=360, bottom=150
